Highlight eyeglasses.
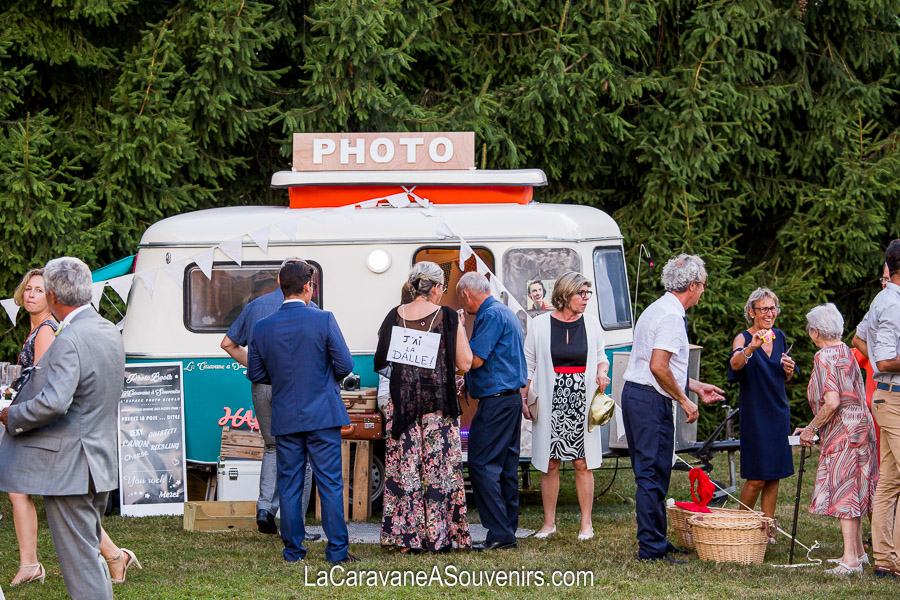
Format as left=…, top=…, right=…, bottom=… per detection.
left=753, top=305, right=778, bottom=314
left=693, top=281, right=708, bottom=291
left=577, top=290, right=593, bottom=299
left=880, top=277, right=889, bottom=284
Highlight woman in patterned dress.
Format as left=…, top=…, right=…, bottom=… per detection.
left=374, top=262, right=473, bottom=553
left=797, top=303, right=878, bottom=576
left=7, top=268, right=139, bottom=586
left=523, top=272, right=609, bottom=541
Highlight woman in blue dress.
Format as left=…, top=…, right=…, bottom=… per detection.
left=728, top=287, right=797, bottom=530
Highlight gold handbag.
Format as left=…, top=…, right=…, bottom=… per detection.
left=587, top=389, right=615, bottom=432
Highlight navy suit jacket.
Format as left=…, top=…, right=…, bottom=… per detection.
left=247, top=302, right=354, bottom=436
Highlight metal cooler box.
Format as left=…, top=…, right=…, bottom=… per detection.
left=216, top=459, right=262, bottom=502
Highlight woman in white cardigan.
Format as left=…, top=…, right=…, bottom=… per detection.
left=523, top=272, right=609, bottom=540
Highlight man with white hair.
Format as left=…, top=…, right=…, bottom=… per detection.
left=621, top=254, right=725, bottom=562
left=855, top=239, right=900, bottom=579
left=0, top=257, right=125, bottom=600
left=457, top=271, right=527, bottom=551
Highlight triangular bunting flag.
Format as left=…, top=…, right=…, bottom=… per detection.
left=489, top=273, right=504, bottom=299
left=333, top=205, right=356, bottom=219
left=474, top=255, right=491, bottom=276
left=91, top=281, right=106, bottom=311
left=248, top=226, right=271, bottom=254
left=193, top=248, right=215, bottom=280
left=435, top=220, right=457, bottom=239
left=276, top=218, right=299, bottom=241
left=219, top=238, right=243, bottom=266
left=163, top=259, right=187, bottom=288
left=386, top=192, right=411, bottom=208
left=422, top=207, right=442, bottom=218
left=359, top=199, right=380, bottom=209
left=136, top=269, right=158, bottom=298
left=108, top=274, right=134, bottom=304
left=0, top=298, right=20, bottom=325
left=306, top=210, right=326, bottom=224
left=459, top=239, right=474, bottom=270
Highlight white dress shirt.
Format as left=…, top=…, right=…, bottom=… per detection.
left=622, top=292, right=688, bottom=399
left=858, top=282, right=900, bottom=384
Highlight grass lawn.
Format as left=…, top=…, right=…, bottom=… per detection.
left=0, top=449, right=897, bottom=599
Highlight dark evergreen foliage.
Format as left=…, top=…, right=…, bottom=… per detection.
left=2, top=0, right=899, bottom=433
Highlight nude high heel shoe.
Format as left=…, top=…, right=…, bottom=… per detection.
left=10, top=562, right=45, bottom=586
left=107, top=548, right=142, bottom=584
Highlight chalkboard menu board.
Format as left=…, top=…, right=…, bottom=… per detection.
left=118, top=362, right=187, bottom=517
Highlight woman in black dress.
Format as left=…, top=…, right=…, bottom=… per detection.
left=727, top=287, right=796, bottom=529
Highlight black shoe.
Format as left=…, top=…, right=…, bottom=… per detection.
left=329, top=552, right=361, bottom=565
left=666, top=542, right=690, bottom=555
left=472, top=541, right=517, bottom=551
left=638, top=553, right=686, bottom=565
left=306, top=533, right=322, bottom=542
left=257, top=510, right=277, bottom=535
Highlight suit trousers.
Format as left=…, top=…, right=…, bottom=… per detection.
left=621, top=382, right=675, bottom=559
left=872, top=388, right=900, bottom=569
left=467, top=392, right=521, bottom=544
left=253, top=383, right=312, bottom=517
left=43, top=488, right=113, bottom=600
left=276, top=427, right=349, bottom=562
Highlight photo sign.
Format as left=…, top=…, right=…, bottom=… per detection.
left=118, top=362, right=187, bottom=517
left=387, top=326, right=441, bottom=370
left=293, top=132, right=475, bottom=171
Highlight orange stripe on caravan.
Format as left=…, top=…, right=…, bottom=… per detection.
left=288, top=185, right=532, bottom=208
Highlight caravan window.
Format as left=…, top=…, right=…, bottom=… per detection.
left=592, top=247, right=632, bottom=329
left=184, top=262, right=322, bottom=332
left=501, top=248, right=582, bottom=334
left=412, top=247, right=494, bottom=313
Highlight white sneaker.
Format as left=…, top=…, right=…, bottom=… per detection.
left=827, top=554, right=869, bottom=566
left=533, top=526, right=556, bottom=539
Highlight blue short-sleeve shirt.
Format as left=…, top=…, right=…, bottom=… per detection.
left=465, top=296, right=527, bottom=398
left=226, top=288, right=285, bottom=347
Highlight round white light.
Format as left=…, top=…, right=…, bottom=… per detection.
left=366, top=249, right=392, bottom=274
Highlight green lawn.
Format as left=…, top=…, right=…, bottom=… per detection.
left=0, top=449, right=897, bottom=599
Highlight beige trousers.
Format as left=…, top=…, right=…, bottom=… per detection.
left=872, top=388, right=900, bottom=569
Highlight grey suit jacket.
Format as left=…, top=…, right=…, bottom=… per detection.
left=0, top=308, right=125, bottom=495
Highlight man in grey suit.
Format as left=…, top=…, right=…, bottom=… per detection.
left=0, top=257, right=125, bottom=600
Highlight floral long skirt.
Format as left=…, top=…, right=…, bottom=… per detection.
left=381, top=402, right=471, bottom=551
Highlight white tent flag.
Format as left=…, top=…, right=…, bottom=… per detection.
left=163, top=259, right=187, bottom=288
left=218, top=238, right=243, bottom=266
left=90, top=281, right=106, bottom=311
left=108, top=274, right=135, bottom=304
left=0, top=298, right=20, bottom=325
left=248, top=226, right=271, bottom=254
left=193, top=248, right=215, bottom=280
left=136, top=269, right=158, bottom=299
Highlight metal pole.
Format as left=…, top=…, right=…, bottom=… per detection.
left=789, top=447, right=809, bottom=565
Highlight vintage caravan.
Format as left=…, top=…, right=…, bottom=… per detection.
left=118, top=142, right=637, bottom=502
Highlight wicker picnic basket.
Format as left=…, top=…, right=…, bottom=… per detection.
left=687, top=514, right=775, bottom=565
left=666, top=506, right=754, bottom=550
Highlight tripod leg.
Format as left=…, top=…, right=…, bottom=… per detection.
left=789, top=447, right=808, bottom=565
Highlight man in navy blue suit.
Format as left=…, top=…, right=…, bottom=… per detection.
left=248, top=260, right=359, bottom=564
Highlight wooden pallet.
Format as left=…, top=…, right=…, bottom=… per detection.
left=220, top=426, right=264, bottom=460
left=315, top=439, right=373, bottom=522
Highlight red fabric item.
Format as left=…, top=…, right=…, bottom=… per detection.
left=553, top=366, right=586, bottom=374
left=690, top=468, right=715, bottom=506
left=851, top=347, right=881, bottom=462
left=674, top=501, right=712, bottom=513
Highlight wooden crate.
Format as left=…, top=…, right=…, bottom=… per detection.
left=220, top=427, right=264, bottom=460
left=342, top=388, right=377, bottom=413
left=315, top=439, right=373, bottom=522
left=183, top=501, right=257, bottom=532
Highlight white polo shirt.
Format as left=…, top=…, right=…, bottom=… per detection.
left=622, top=292, right=689, bottom=399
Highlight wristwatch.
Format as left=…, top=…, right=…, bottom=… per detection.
left=809, top=424, right=819, bottom=434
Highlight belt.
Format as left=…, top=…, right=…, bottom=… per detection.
left=554, top=366, right=586, bottom=374
left=876, top=382, right=900, bottom=393
left=625, top=382, right=658, bottom=393
left=480, top=390, right=520, bottom=399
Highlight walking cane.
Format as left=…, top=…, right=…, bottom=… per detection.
left=789, top=446, right=811, bottom=565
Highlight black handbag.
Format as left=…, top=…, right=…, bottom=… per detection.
left=10, top=366, right=34, bottom=393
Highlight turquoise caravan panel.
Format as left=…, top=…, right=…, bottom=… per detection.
left=128, top=355, right=377, bottom=464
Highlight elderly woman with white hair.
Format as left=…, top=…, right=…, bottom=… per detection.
left=728, top=287, right=796, bottom=530
left=796, top=303, right=878, bottom=575
left=374, top=261, right=473, bottom=554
